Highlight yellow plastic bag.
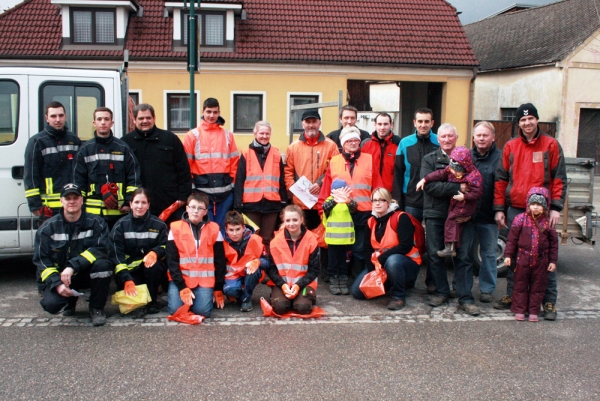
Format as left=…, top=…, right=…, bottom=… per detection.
left=242, top=213, right=260, bottom=233
left=111, top=284, right=152, bottom=314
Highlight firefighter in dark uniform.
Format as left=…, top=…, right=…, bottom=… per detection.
left=24, top=101, right=80, bottom=221
left=34, top=183, right=112, bottom=326
left=110, top=188, right=168, bottom=315
left=73, top=107, right=141, bottom=229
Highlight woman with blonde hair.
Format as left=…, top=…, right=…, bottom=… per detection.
left=350, top=188, right=422, bottom=310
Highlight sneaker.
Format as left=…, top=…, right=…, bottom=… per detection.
left=90, top=308, right=106, bottom=326
left=543, top=302, right=557, bottom=321
left=480, top=293, right=493, bottom=303
left=129, top=306, right=147, bottom=319
left=62, top=305, right=76, bottom=317
left=437, top=243, right=456, bottom=258
left=427, top=294, right=449, bottom=307
left=146, top=302, right=160, bottom=314
left=515, top=313, right=525, bottom=321
left=339, top=275, right=349, bottom=295
left=387, top=298, right=405, bottom=310
left=458, top=303, right=480, bottom=316
left=529, top=314, right=539, bottom=322
left=240, top=299, right=253, bottom=312
left=329, top=276, right=341, bottom=296
left=493, top=295, right=512, bottom=310
left=449, top=289, right=458, bottom=299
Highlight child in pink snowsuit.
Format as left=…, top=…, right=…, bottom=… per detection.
left=504, top=187, right=558, bottom=322
left=416, top=146, right=483, bottom=257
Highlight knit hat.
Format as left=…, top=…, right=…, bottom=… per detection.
left=339, top=126, right=361, bottom=147
left=331, top=179, right=347, bottom=191
left=527, top=193, right=548, bottom=210
left=515, top=103, right=539, bottom=122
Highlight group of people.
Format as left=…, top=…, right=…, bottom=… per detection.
left=25, top=96, right=566, bottom=326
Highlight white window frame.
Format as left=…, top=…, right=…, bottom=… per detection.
left=230, top=91, right=266, bottom=134
left=164, top=90, right=200, bottom=132
left=287, top=92, right=322, bottom=134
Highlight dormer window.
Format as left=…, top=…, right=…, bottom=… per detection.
left=51, top=0, right=139, bottom=49
left=72, top=8, right=115, bottom=44
left=182, top=12, right=225, bottom=47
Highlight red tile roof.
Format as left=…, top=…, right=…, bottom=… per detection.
left=0, top=0, right=478, bottom=67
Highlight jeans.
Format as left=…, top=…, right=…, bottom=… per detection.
left=206, top=192, right=234, bottom=232
left=475, top=223, right=498, bottom=294
left=426, top=217, right=475, bottom=303
left=404, top=206, right=423, bottom=223
left=350, top=254, right=420, bottom=301
left=352, top=224, right=367, bottom=262
left=167, top=281, right=214, bottom=317
left=223, top=268, right=262, bottom=303
left=505, top=207, right=558, bottom=304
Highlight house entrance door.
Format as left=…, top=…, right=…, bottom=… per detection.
left=577, top=108, right=600, bottom=175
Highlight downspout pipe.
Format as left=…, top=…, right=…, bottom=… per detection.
left=467, top=67, right=478, bottom=147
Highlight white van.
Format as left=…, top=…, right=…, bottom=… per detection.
left=0, top=67, right=125, bottom=256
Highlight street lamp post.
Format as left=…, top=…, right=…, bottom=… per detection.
left=185, top=0, right=200, bottom=129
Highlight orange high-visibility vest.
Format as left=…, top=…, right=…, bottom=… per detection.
left=368, top=211, right=422, bottom=265
left=329, top=153, right=373, bottom=212
left=224, top=234, right=264, bottom=280
left=170, top=220, right=221, bottom=288
left=242, top=147, right=282, bottom=203
left=269, top=229, right=318, bottom=289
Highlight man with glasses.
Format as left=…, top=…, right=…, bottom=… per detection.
left=166, top=192, right=226, bottom=318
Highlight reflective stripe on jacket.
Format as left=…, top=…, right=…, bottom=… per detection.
left=242, top=147, right=282, bottom=203
left=322, top=198, right=355, bottom=245
left=368, top=211, right=421, bottom=265
left=329, top=153, right=373, bottom=212
left=169, top=220, right=221, bottom=288
left=269, top=229, right=319, bottom=289
left=224, top=234, right=264, bottom=280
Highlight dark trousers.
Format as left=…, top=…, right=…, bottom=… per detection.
left=327, top=244, right=350, bottom=277
left=115, top=260, right=167, bottom=305
left=244, top=211, right=278, bottom=251
left=40, top=259, right=112, bottom=314
left=505, top=207, right=558, bottom=304
left=303, top=209, right=328, bottom=276
left=270, top=285, right=316, bottom=315
left=426, top=217, right=475, bottom=304
left=511, top=265, right=549, bottom=316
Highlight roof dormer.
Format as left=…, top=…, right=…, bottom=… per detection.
left=51, top=0, right=140, bottom=50
left=165, top=2, right=243, bottom=53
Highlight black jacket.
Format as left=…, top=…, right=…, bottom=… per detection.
left=233, top=142, right=287, bottom=213
left=421, top=149, right=461, bottom=220
left=24, top=125, right=81, bottom=212
left=33, top=209, right=109, bottom=290
left=327, top=127, right=371, bottom=152
left=472, top=143, right=502, bottom=225
left=123, top=126, right=191, bottom=216
left=110, top=210, right=168, bottom=282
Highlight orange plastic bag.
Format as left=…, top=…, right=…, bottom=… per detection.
left=158, top=201, right=182, bottom=222
left=166, top=304, right=204, bottom=325
left=260, top=297, right=326, bottom=319
left=311, top=223, right=328, bottom=248
left=359, top=269, right=388, bottom=299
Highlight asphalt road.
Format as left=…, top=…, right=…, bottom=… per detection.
left=1, top=241, right=599, bottom=400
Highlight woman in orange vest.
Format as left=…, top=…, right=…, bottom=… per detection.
left=233, top=121, right=286, bottom=250
left=350, top=188, right=422, bottom=310
left=166, top=192, right=226, bottom=318
left=266, top=205, right=319, bottom=315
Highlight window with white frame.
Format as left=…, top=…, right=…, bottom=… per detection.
left=167, top=93, right=197, bottom=132
left=182, top=11, right=225, bottom=47
left=291, top=95, right=319, bottom=132
left=71, top=8, right=115, bottom=44
left=233, top=94, right=263, bottom=132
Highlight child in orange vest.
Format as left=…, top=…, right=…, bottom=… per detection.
left=222, top=211, right=268, bottom=312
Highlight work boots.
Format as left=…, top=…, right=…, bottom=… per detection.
left=329, top=276, right=341, bottom=295
left=437, top=242, right=457, bottom=258
left=338, top=275, right=349, bottom=295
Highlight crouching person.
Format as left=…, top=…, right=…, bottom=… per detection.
left=266, top=205, right=319, bottom=315
left=110, top=188, right=168, bottom=315
left=166, top=192, right=226, bottom=318
left=35, top=183, right=112, bottom=326
left=223, top=211, right=268, bottom=312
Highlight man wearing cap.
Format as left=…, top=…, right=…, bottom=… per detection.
left=318, top=126, right=378, bottom=277
left=327, top=105, right=370, bottom=152
left=493, top=103, right=567, bottom=320
left=361, top=112, right=400, bottom=193
left=285, top=110, right=339, bottom=230
left=34, top=183, right=112, bottom=326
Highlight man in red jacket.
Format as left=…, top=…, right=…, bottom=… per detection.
left=361, top=113, right=399, bottom=193
left=493, top=103, right=567, bottom=320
